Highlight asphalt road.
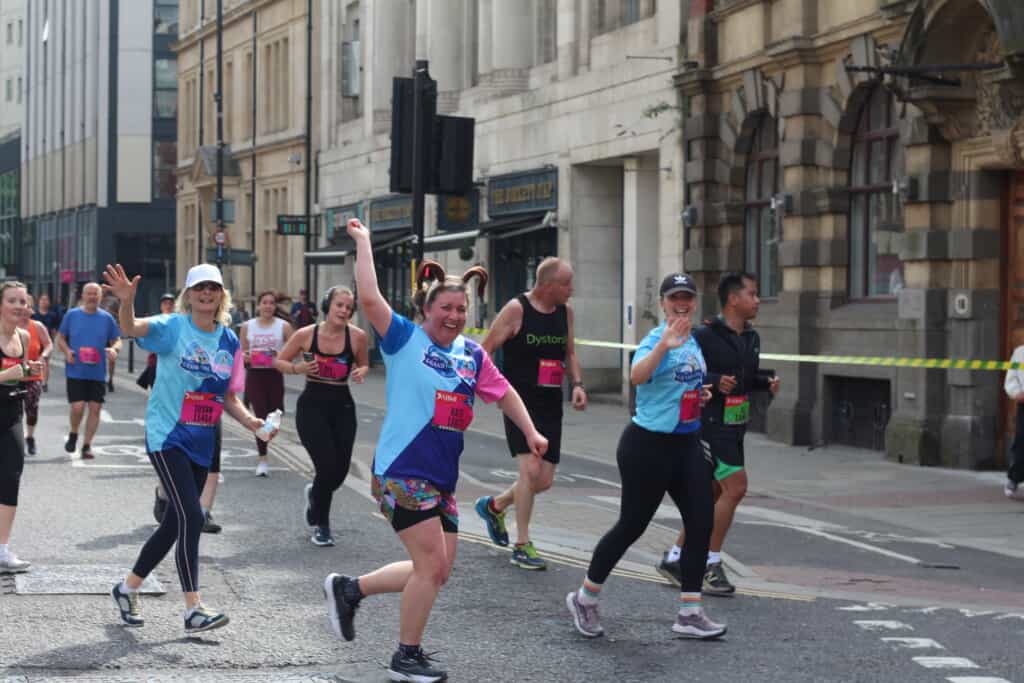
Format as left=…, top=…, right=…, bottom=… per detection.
left=0, top=365, right=1020, bottom=682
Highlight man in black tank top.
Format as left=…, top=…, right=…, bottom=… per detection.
left=475, top=257, right=587, bottom=570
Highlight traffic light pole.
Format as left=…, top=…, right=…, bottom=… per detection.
left=411, top=60, right=429, bottom=266
left=215, top=0, right=225, bottom=270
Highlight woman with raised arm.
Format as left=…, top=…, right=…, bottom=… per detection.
left=273, top=285, right=369, bottom=547
left=103, top=263, right=278, bottom=635
left=321, top=218, right=546, bottom=683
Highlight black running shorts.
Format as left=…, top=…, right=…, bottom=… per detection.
left=66, top=378, right=106, bottom=404
left=504, top=405, right=562, bottom=465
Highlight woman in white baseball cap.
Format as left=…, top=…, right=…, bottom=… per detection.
left=102, top=262, right=278, bottom=636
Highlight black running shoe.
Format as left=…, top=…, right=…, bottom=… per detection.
left=703, top=562, right=736, bottom=596
left=80, top=444, right=94, bottom=460
left=184, top=604, right=229, bottom=634
left=304, top=483, right=315, bottom=527
left=388, top=647, right=447, bottom=682
left=64, top=433, right=78, bottom=453
left=25, top=437, right=35, bottom=456
left=323, top=573, right=359, bottom=641
left=202, top=512, right=222, bottom=534
left=656, top=551, right=683, bottom=587
left=312, top=526, right=334, bottom=547
left=153, top=487, right=167, bottom=524
left=107, top=380, right=115, bottom=392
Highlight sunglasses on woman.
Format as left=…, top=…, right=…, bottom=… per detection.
left=191, top=281, right=223, bottom=292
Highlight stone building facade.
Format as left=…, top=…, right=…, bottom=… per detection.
left=680, top=0, right=1024, bottom=468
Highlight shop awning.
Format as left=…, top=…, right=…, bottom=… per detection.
left=304, top=228, right=413, bottom=264
left=422, top=229, right=480, bottom=251
left=478, top=211, right=555, bottom=239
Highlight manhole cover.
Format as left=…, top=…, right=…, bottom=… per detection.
left=14, top=565, right=165, bottom=595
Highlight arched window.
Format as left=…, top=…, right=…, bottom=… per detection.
left=849, top=85, right=904, bottom=298
left=744, top=115, right=781, bottom=297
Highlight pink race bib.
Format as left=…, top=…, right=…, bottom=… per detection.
left=179, top=391, right=224, bottom=426
left=250, top=350, right=275, bottom=368
left=679, top=389, right=700, bottom=424
left=537, top=359, right=564, bottom=388
left=79, top=346, right=101, bottom=364
left=432, top=390, right=473, bottom=432
left=316, top=355, right=350, bottom=380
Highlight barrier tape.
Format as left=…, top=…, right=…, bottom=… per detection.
left=462, top=328, right=1022, bottom=371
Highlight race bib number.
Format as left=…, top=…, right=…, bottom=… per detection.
left=79, top=346, right=101, bottom=364
left=316, top=355, right=350, bottom=380
left=179, top=391, right=224, bottom=426
left=679, top=389, right=701, bottom=424
left=723, top=394, right=750, bottom=425
left=250, top=350, right=275, bottom=368
left=432, top=390, right=473, bottom=432
left=537, top=359, right=564, bottom=388
left=1, top=357, right=20, bottom=385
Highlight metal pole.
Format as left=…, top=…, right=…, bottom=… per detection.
left=304, top=0, right=313, bottom=295
left=250, top=7, right=257, bottom=299
left=411, top=59, right=428, bottom=265
left=197, top=0, right=205, bottom=265
left=215, top=0, right=225, bottom=270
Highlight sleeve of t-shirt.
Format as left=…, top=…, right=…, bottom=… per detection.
left=136, top=314, right=177, bottom=354
left=474, top=349, right=511, bottom=404
left=377, top=311, right=416, bottom=356
left=631, top=331, right=670, bottom=383
left=228, top=347, right=245, bottom=394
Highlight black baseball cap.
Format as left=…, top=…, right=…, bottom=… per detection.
left=160, top=292, right=176, bottom=302
left=659, top=273, right=698, bottom=297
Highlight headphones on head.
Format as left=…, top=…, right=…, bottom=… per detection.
left=321, top=286, right=357, bottom=316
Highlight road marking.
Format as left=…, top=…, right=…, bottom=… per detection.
left=99, top=408, right=145, bottom=426
left=743, top=520, right=923, bottom=565
left=993, top=613, right=1024, bottom=621
left=946, top=678, right=1012, bottom=683
left=737, top=506, right=954, bottom=550
left=957, top=609, right=996, bottom=618
left=913, top=657, right=979, bottom=669
left=839, top=602, right=893, bottom=612
left=881, top=637, right=945, bottom=649
left=854, top=620, right=913, bottom=631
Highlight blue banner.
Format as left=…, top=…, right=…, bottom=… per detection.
left=488, top=168, right=558, bottom=217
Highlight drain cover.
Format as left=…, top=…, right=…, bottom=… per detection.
left=13, top=565, right=165, bottom=595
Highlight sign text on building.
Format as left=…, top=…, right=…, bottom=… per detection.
left=369, top=195, right=413, bottom=231
left=488, top=168, right=558, bottom=217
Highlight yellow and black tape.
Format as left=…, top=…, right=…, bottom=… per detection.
left=463, top=327, right=1022, bottom=371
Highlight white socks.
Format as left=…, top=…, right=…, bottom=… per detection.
left=707, top=551, right=721, bottom=566
left=119, top=579, right=139, bottom=594
left=0, top=543, right=8, bottom=560
left=667, top=545, right=682, bottom=563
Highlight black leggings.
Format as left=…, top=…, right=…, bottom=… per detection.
left=296, top=384, right=357, bottom=527
left=1010, top=409, right=1024, bottom=485
left=132, top=448, right=207, bottom=593
left=245, top=369, right=284, bottom=456
left=587, top=423, right=714, bottom=593
left=0, top=422, right=25, bottom=506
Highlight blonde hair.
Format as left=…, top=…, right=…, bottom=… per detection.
left=175, top=286, right=235, bottom=328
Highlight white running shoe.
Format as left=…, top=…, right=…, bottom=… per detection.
left=255, top=461, right=269, bottom=477
left=1005, top=479, right=1024, bottom=501
left=672, top=608, right=727, bottom=639
left=0, top=553, right=31, bottom=574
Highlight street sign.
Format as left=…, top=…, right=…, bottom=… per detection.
left=206, top=248, right=257, bottom=266
left=214, top=231, right=226, bottom=245
left=277, top=214, right=314, bottom=236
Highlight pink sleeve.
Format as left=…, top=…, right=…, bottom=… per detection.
left=228, top=348, right=246, bottom=394
left=474, top=348, right=511, bottom=404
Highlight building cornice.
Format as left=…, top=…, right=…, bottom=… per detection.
left=171, top=0, right=302, bottom=54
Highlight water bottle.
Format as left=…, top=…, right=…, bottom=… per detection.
left=258, top=409, right=282, bottom=441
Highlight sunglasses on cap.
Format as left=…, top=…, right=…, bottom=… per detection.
left=191, top=281, right=223, bottom=292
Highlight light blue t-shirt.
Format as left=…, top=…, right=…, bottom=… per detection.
left=58, top=308, right=122, bottom=382
left=632, top=322, right=707, bottom=434
left=136, top=313, right=245, bottom=467
left=372, top=312, right=509, bottom=492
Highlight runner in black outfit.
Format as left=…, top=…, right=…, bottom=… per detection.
left=275, top=286, right=369, bottom=547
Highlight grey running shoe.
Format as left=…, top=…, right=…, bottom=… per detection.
left=312, top=526, right=335, bottom=547
left=656, top=551, right=682, bottom=587
left=184, top=604, right=229, bottom=634
left=0, top=553, right=31, bottom=574
left=387, top=647, right=447, bottom=682
left=672, top=608, right=727, bottom=639
left=565, top=591, right=604, bottom=638
left=1005, top=479, right=1024, bottom=501
left=703, top=562, right=736, bottom=595
left=111, top=582, right=144, bottom=627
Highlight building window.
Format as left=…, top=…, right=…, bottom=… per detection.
left=154, top=141, right=177, bottom=199
left=17, top=19, right=22, bottom=46
left=593, top=0, right=656, bottom=35
left=16, top=77, right=22, bottom=103
left=849, top=85, right=904, bottom=298
left=223, top=59, right=234, bottom=142
left=4, top=79, right=11, bottom=102
left=154, top=58, right=177, bottom=118
left=243, top=51, right=253, bottom=139
left=535, top=0, right=557, bottom=65
left=261, top=37, right=291, bottom=133
left=744, top=115, right=781, bottom=298
left=155, top=0, right=179, bottom=36
left=5, top=23, right=11, bottom=45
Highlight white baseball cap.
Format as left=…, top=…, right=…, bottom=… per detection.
left=184, top=263, right=224, bottom=289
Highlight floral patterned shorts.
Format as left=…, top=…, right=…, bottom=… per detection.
left=371, top=475, right=459, bottom=533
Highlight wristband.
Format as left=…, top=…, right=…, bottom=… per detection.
left=20, top=362, right=28, bottom=378
left=572, top=381, right=585, bottom=389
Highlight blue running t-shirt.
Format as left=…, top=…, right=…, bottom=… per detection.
left=373, top=312, right=509, bottom=492
left=632, top=322, right=707, bottom=434
left=136, top=313, right=245, bottom=467
left=59, top=308, right=122, bottom=382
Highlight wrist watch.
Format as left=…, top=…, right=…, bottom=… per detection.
left=572, top=380, right=585, bottom=389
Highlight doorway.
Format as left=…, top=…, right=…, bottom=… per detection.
left=1001, top=171, right=1024, bottom=469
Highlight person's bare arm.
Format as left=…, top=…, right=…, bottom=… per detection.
left=273, top=326, right=315, bottom=375
left=348, top=219, right=393, bottom=337
left=101, top=264, right=150, bottom=338
left=55, top=332, right=74, bottom=363
left=224, top=391, right=266, bottom=435
left=481, top=299, right=523, bottom=355
left=565, top=304, right=587, bottom=410
left=349, top=326, right=371, bottom=383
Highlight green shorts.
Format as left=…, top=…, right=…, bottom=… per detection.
left=702, top=430, right=745, bottom=481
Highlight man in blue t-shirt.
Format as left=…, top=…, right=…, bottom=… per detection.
left=56, top=282, right=122, bottom=460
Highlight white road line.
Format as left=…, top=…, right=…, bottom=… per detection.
left=912, top=657, right=979, bottom=669
left=946, top=678, right=1012, bottom=683
left=569, top=473, right=622, bottom=489
left=993, top=613, right=1024, bottom=621
left=957, top=610, right=997, bottom=618
left=881, top=637, right=945, bottom=650
left=98, top=408, right=145, bottom=426
left=743, top=520, right=923, bottom=565
left=854, top=620, right=914, bottom=632
left=839, top=603, right=893, bottom=612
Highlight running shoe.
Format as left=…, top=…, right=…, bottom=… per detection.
left=42, top=382, right=47, bottom=393
left=64, top=433, right=77, bottom=453
left=202, top=512, right=222, bottom=534
left=565, top=591, right=603, bottom=638
left=255, top=461, right=270, bottom=477
left=153, top=486, right=167, bottom=524
left=323, top=573, right=359, bottom=641
left=387, top=647, right=447, bottom=683
left=703, top=562, right=736, bottom=595
left=111, top=582, right=144, bottom=627
left=312, top=526, right=335, bottom=547
left=511, top=541, right=546, bottom=570
left=0, top=553, right=31, bottom=574
left=25, top=436, right=35, bottom=456
left=304, top=483, right=315, bottom=527
left=656, top=551, right=683, bottom=587
left=672, top=608, right=727, bottom=639
left=107, top=380, right=115, bottom=392
left=1005, top=479, right=1024, bottom=501
left=184, top=604, right=229, bottom=634
left=80, top=444, right=94, bottom=460
left=474, top=496, right=509, bottom=547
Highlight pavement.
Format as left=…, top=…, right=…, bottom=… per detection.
left=0, top=357, right=1022, bottom=682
